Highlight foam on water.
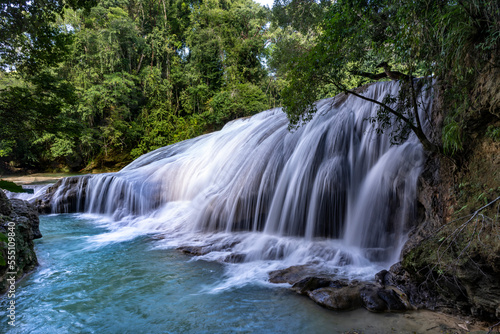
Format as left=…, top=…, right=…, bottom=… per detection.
left=43, top=80, right=432, bottom=287
left=4, top=184, right=51, bottom=201
left=2, top=214, right=478, bottom=334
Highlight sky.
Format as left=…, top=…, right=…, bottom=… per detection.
left=254, top=0, right=274, bottom=8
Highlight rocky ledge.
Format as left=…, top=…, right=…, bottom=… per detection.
left=0, top=190, right=42, bottom=293
left=268, top=265, right=412, bottom=313
left=394, top=142, right=500, bottom=322
left=36, top=175, right=89, bottom=214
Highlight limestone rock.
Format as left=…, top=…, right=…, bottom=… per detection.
left=377, top=287, right=407, bottom=311
left=269, top=266, right=415, bottom=313
left=0, top=190, right=41, bottom=293
left=178, top=246, right=209, bottom=256
left=359, top=284, right=388, bottom=312
left=36, top=175, right=89, bottom=214
left=307, top=285, right=362, bottom=311
left=0, top=190, right=12, bottom=216
left=291, top=276, right=346, bottom=295
left=268, top=265, right=318, bottom=284
left=10, top=199, right=42, bottom=239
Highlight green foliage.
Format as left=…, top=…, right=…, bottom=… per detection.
left=207, top=83, right=268, bottom=126
left=271, top=0, right=499, bottom=155
left=272, top=0, right=329, bottom=35
left=1, top=0, right=275, bottom=171
left=442, top=120, right=464, bottom=155
left=0, top=140, right=15, bottom=158
left=0, top=180, right=25, bottom=193
left=272, top=0, right=398, bottom=127
left=486, top=125, right=500, bottom=141
left=0, top=0, right=97, bottom=73
left=0, top=70, right=77, bottom=167
left=371, top=94, right=413, bottom=146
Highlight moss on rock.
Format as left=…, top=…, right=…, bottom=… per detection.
left=0, top=190, right=41, bottom=293
left=397, top=132, right=500, bottom=320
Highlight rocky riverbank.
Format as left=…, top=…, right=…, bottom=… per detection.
left=387, top=71, right=500, bottom=323
left=394, top=141, right=500, bottom=321
left=0, top=190, right=42, bottom=293
left=264, top=135, right=499, bottom=324
left=268, top=265, right=411, bottom=312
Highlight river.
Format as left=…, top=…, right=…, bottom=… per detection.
left=0, top=214, right=478, bottom=333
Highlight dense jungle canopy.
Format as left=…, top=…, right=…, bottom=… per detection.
left=0, top=0, right=498, bottom=172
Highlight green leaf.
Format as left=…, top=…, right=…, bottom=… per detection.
left=0, top=232, right=8, bottom=243
left=0, top=180, right=25, bottom=193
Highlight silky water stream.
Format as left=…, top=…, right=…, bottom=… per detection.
left=0, top=214, right=471, bottom=333
left=1, top=81, right=473, bottom=333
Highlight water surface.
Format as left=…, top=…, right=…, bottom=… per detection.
left=0, top=214, right=477, bottom=333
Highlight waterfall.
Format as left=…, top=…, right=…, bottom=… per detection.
left=46, top=81, right=431, bottom=283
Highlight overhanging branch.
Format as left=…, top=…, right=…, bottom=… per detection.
left=327, top=78, right=440, bottom=153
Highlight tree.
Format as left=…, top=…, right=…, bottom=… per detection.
left=271, top=0, right=499, bottom=155
left=0, top=1, right=98, bottom=170
left=1, top=0, right=277, bottom=171
left=0, top=0, right=97, bottom=73
left=0, top=70, right=77, bottom=167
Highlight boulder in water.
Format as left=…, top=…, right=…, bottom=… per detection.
left=178, top=246, right=210, bottom=256
left=376, top=287, right=408, bottom=311
left=269, top=265, right=413, bottom=313
left=360, top=284, right=388, bottom=312
left=268, top=265, right=319, bottom=284
left=307, top=285, right=363, bottom=311
left=291, top=276, right=347, bottom=295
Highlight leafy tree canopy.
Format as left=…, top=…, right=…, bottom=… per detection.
left=1, top=0, right=277, bottom=171
left=271, top=0, right=499, bottom=155
left=0, top=0, right=97, bottom=72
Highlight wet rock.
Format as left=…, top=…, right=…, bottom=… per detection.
left=0, top=190, right=41, bottom=293
left=387, top=286, right=413, bottom=310
left=291, top=277, right=346, bottom=295
left=36, top=175, right=89, bottom=214
left=177, top=246, right=209, bottom=256
left=375, top=268, right=401, bottom=288
left=223, top=253, right=245, bottom=263
left=387, top=262, right=446, bottom=311
left=375, top=269, right=389, bottom=286
left=268, top=265, right=318, bottom=284
left=360, top=282, right=412, bottom=313
left=269, top=266, right=416, bottom=314
left=9, top=199, right=42, bottom=239
left=377, top=287, right=407, bottom=311
left=360, top=284, right=388, bottom=312
left=0, top=190, right=12, bottom=216
left=307, top=285, right=362, bottom=311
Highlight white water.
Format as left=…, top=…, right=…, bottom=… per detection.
left=4, top=184, right=51, bottom=201
left=47, top=81, right=431, bottom=287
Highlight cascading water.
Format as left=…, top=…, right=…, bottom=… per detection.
left=45, top=80, right=430, bottom=286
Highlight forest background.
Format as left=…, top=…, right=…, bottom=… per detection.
left=0, top=0, right=498, bottom=172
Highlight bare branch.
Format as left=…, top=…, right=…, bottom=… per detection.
left=488, top=321, right=500, bottom=334
left=349, top=70, right=387, bottom=80
left=325, top=77, right=440, bottom=153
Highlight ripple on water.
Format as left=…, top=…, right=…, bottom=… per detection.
left=0, top=214, right=486, bottom=334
